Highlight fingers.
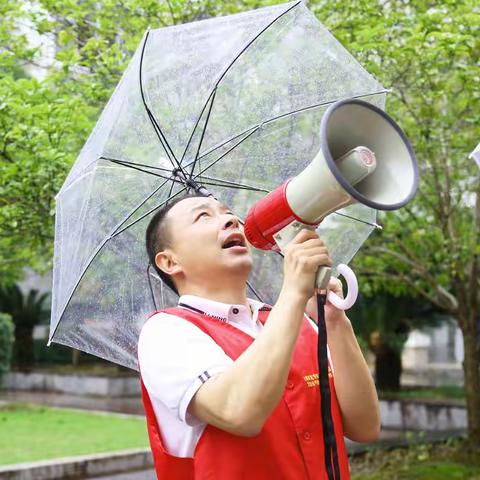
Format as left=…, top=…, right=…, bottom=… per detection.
left=286, top=231, right=326, bottom=255
left=289, top=246, right=332, bottom=262
left=285, top=231, right=331, bottom=268
left=291, top=240, right=328, bottom=254
left=290, top=228, right=323, bottom=246
left=303, top=253, right=333, bottom=269
left=282, top=228, right=332, bottom=300
left=288, top=251, right=333, bottom=270
left=328, top=277, right=342, bottom=290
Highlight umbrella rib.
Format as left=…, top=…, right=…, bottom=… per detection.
left=331, top=211, right=382, bottom=229
left=99, top=156, right=174, bottom=175
left=246, top=280, right=265, bottom=303
left=188, top=88, right=217, bottom=180
left=195, top=142, right=381, bottom=229
left=147, top=263, right=158, bottom=311
left=215, top=2, right=301, bottom=90
left=167, top=176, right=176, bottom=199
left=192, top=126, right=261, bottom=180
left=48, top=185, right=188, bottom=344
left=182, top=126, right=258, bottom=172
left=257, top=89, right=389, bottom=126
left=179, top=1, right=302, bottom=166
left=196, top=174, right=269, bottom=192
left=111, top=186, right=188, bottom=239
left=63, top=86, right=385, bottom=198
left=228, top=213, right=265, bottom=303
left=180, top=88, right=215, bottom=166
left=139, top=29, right=184, bottom=173
left=194, top=180, right=268, bottom=193
left=109, top=175, right=173, bottom=238
left=188, top=89, right=390, bottom=168
left=104, top=157, right=184, bottom=184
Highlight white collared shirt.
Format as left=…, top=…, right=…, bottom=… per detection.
left=137, top=294, right=328, bottom=458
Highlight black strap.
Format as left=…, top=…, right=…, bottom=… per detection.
left=317, top=293, right=341, bottom=480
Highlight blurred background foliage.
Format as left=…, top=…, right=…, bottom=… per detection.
left=0, top=0, right=478, bottom=442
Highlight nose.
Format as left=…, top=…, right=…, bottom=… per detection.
left=222, top=214, right=240, bottom=230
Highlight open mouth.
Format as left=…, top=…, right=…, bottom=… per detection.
left=221, top=235, right=246, bottom=249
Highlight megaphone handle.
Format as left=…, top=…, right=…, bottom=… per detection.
left=326, top=263, right=358, bottom=310
left=273, top=222, right=358, bottom=309
left=315, top=265, right=332, bottom=290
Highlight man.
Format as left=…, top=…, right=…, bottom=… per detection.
left=138, top=192, right=380, bottom=479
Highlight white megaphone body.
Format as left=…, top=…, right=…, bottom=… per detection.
left=243, top=98, right=419, bottom=310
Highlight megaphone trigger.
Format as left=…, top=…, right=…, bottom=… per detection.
left=326, top=264, right=358, bottom=311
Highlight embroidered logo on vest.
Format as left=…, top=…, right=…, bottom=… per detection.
left=303, top=368, right=332, bottom=387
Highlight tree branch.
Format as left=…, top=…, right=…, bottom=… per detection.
left=365, top=245, right=459, bottom=311
left=0, top=149, right=13, bottom=163
left=359, top=268, right=455, bottom=314
left=165, top=0, right=177, bottom=25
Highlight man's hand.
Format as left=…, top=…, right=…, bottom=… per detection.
left=305, top=277, right=349, bottom=325
left=282, top=229, right=333, bottom=301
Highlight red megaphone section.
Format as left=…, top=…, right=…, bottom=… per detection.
left=243, top=180, right=317, bottom=251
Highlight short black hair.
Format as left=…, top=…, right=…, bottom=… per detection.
left=145, top=192, right=208, bottom=295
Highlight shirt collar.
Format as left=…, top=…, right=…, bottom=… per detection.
left=178, top=294, right=266, bottom=325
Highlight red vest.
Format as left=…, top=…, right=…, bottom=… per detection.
left=139, top=306, right=350, bottom=480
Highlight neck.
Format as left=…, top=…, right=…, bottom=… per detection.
left=179, top=279, right=249, bottom=310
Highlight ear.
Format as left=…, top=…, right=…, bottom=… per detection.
left=155, top=249, right=183, bottom=277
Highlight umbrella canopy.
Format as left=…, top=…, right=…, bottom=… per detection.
left=470, top=142, right=480, bottom=168
left=49, top=1, right=387, bottom=370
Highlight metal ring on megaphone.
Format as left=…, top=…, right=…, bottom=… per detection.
left=327, top=263, right=358, bottom=310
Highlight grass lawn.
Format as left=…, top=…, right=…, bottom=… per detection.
left=0, top=403, right=149, bottom=466
left=351, top=437, right=480, bottom=480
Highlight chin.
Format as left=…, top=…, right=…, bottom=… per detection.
left=225, top=256, right=253, bottom=274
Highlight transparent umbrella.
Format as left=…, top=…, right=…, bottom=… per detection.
left=48, top=1, right=387, bottom=370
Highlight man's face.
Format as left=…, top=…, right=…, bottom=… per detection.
left=159, top=196, right=253, bottom=287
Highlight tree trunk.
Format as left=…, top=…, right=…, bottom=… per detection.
left=461, top=320, right=480, bottom=445
left=13, top=325, right=35, bottom=370
left=72, top=349, right=81, bottom=366
left=374, top=345, right=402, bottom=391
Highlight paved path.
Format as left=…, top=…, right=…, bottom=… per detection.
left=89, top=469, right=157, bottom=479
left=0, top=389, right=144, bottom=415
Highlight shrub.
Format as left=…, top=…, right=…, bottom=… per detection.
left=0, top=285, right=50, bottom=369
left=0, top=313, right=14, bottom=385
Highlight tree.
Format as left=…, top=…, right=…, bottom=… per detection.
left=349, top=292, right=442, bottom=391
left=0, top=284, right=50, bottom=369
left=0, top=2, right=94, bottom=285
left=0, top=0, right=235, bottom=285
left=309, top=0, right=479, bottom=443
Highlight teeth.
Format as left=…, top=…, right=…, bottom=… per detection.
left=223, top=239, right=243, bottom=248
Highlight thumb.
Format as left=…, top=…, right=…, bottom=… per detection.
left=327, top=277, right=344, bottom=299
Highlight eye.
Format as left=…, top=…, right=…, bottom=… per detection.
left=195, top=211, right=209, bottom=221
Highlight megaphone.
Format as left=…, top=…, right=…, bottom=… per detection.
left=244, top=98, right=419, bottom=309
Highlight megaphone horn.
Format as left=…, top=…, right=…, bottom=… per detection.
left=244, top=98, right=419, bottom=309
